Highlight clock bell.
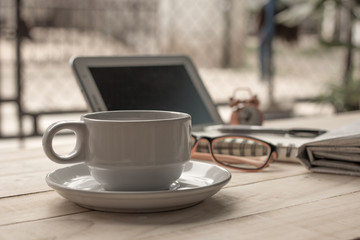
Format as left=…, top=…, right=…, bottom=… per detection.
left=229, top=88, right=263, bottom=126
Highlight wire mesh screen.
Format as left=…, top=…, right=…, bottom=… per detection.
left=0, top=0, right=349, bottom=137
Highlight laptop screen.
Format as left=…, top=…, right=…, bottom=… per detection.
left=88, top=65, right=214, bottom=126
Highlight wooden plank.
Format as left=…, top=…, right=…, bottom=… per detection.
left=0, top=135, right=75, bottom=153
left=142, top=191, right=360, bottom=240
left=1, top=173, right=359, bottom=239
left=0, top=191, right=88, bottom=226
left=0, top=171, right=53, bottom=198
left=0, top=144, right=74, bottom=163
left=0, top=157, right=58, bottom=176
left=226, top=161, right=308, bottom=188
left=0, top=145, right=77, bottom=198
left=0, top=148, right=45, bottom=162
left=0, top=156, right=59, bottom=198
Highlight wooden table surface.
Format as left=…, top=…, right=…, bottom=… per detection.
left=1, top=112, right=360, bottom=239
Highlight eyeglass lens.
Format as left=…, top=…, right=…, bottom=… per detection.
left=193, top=136, right=271, bottom=170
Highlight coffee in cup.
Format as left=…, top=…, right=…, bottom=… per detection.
left=42, top=110, right=192, bottom=191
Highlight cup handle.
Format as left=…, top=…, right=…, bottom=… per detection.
left=42, top=121, right=87, bottom=164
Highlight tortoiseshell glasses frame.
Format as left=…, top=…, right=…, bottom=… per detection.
left=191, top=134, right=277, bottom=172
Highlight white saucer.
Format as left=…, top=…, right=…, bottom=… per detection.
left=46, top=161, right=231, bottom=213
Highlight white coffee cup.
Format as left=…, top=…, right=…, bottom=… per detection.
left=42, top=110, right=192, bottom=191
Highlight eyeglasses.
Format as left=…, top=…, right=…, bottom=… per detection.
left=191, top=134, right=277, bottom=172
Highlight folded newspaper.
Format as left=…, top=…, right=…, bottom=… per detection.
left=297, top=120, right=360, bottom=176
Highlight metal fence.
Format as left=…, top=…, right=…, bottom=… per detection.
left=0, top=0, right=349, bottom=138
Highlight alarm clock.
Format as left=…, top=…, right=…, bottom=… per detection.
left=229, top=88, right=263, bottom=126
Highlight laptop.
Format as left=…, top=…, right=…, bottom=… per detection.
left=71, top=55, right=223, bottom=131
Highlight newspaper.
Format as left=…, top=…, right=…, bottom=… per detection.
left=297, top=120, right=360, bottom=176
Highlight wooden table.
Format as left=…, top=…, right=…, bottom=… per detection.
left=1, top=112, right=360, bottom=239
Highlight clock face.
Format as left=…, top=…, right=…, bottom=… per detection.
left=238, top=106, right=262, bottom=125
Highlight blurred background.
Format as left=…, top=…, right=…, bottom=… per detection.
left=0, top=0, right=359, bottom=140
